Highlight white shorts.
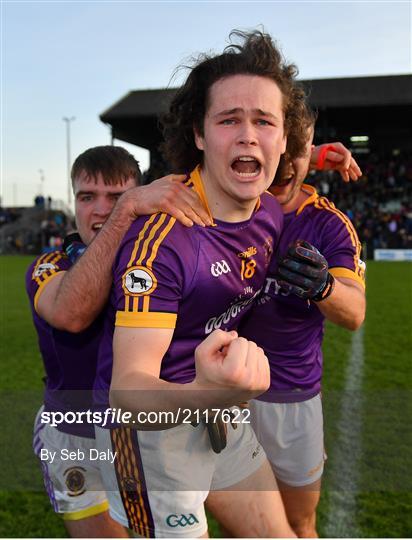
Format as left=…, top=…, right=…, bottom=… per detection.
left=249, top=394, right=325, bottom=487
left=33, top=407, right=108, bottom=520
left=95, top=417, right=265, bottom=538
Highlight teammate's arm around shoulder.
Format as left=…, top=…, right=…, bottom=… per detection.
left=36, top=176, right=211, bottom=333
left=36, top=203, right=134, bottom=332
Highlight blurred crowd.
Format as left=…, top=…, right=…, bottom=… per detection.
left=0, top=195, right=73, bottom=254
left=1, top=151, right=411, bottom=258
left=308, top=151, right=412, bottom=257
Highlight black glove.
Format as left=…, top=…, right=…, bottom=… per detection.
left=62, top=232, right=86, bottom=264
left=277, top=240, right=335, bottom=301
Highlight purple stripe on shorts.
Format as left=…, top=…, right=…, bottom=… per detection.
left=33, top=417, right=59, bottom=512
left=41, top=461, right=58, bottom=512
left=33, top=421, right=45, bottom=438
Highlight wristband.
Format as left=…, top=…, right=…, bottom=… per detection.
left=316, top=144, right=336, bottom=170
left=312, top=273, right=335, bottom=302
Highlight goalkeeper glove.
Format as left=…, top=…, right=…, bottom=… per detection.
left=277, top=240, right=335, bottom=302
left=62, top=232, right=86, bottom=264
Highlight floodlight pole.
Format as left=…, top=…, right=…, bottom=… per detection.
left=63, top=116, right=75, bottom=205
left=38, top=168, right=45, bottom=195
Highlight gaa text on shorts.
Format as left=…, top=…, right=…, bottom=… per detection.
left=39, top=448, right=117, bottom=464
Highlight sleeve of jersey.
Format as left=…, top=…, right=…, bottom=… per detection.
left=26, top=251, right=71, bottom=312
left=319, top=207, right=366, bottom=288
left=113, top=215, right=192, bottom=330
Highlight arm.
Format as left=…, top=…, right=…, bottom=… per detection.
left=36, top=175, right=211, bottom=332
left=310, top=142, right=362, bottom=182
left=110, top=328, right=270, bottom=430
left=315, top=276, right=365, bottom=330
left=276, top=240, right=365, bottom=331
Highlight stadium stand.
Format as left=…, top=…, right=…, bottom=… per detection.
left=308, top=151, right=412, bottom=256
left=0, top=199, right=73, bottom=255
left=100, top=75, right=412, bottom=258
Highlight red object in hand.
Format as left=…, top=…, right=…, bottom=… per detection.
left=316, top=144, right=336, bottom=170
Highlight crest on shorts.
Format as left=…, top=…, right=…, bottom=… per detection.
left=122, top=266, right=157, bottom=296
left=121, top=476, right=141, bottom=503
left=64, top=467, right=86, bottom=497
left=34, top=262, right=56, bottom=277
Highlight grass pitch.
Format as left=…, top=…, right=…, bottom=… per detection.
left=0, top=256, right=411, bottom=537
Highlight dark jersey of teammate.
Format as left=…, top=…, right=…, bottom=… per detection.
left=94, top=166, right=283, bottom=408
left=240, top=185, right=366, bottom=403
left=26, top=252, right=103, bottom=437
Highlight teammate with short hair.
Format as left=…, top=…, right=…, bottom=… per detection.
left=237, top=112, right=366, bottom=537
left=27, top=145, right=210, bottom=537
left=93, top=30, right=310, bottom=538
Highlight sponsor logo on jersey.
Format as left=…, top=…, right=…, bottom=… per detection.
left=263, top=276, right=291, bottom=297
left=122, top=266, right=157, bottom=296
left=34, top=262, right=56, bottom=277
left=64, top=467, right=86, bottom=497
left=237, top=246, right=257, bottom=259
left=205, top=288, right=261, bottom=334
left=210, top=260, right=231, bottom=277
left=166, top=513, right=199, bottom=527
left=358, top=258, right=366, bottom=271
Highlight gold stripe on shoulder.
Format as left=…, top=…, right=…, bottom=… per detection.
left=315, top=198, right=364, bottom=280
left=146, top=216, right=176, bottom=268
left=296, top=184, right=318, bottom=215
left=127, top=214, right=158, bottom=269
left=136, top=213, right=168, bottom=266
left=316, top=198, right=358, bottom=247
left=32, top=252, right=63, bottom=286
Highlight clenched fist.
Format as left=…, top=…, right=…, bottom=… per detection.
left=194, top=329, right=270, bottom=403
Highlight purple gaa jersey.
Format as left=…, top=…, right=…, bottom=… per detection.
left=26, top=251, right=104, bottom=437
left=94, top=166, right=283, bottom=407
left=240, top=184, right=366, bottom=403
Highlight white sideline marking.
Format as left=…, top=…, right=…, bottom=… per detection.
left=324, top=326, right=364, bottom=537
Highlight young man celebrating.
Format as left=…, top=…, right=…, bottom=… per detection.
left=93, top=30, right=309, bottom=538
left=27, top=145, right=210, bottom=537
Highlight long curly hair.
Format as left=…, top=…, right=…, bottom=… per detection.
left=161, top=29, right=309, bottom=173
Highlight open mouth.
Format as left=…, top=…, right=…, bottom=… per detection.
left=231, top=156, right=262, bottom=178
left=91, top=223, right=103, bottom=231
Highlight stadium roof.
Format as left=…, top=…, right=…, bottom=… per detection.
left=100, top=74, right=412, bottom=150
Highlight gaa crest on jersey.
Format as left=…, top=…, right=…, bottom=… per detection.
left=122, top=266, right=157, bottom=296
left=210, top=260, right=231, bottom=277
left=64, top=467, right=86, bottom=497
left=33, top=262, right=56, bottom=277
